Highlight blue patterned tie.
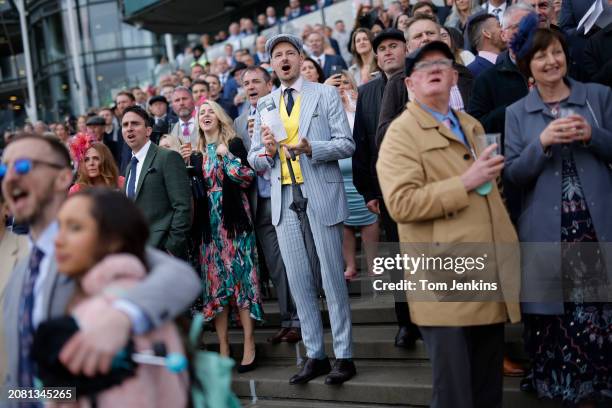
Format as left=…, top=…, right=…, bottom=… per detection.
left=18, top=246, right=44, bottom=389
left=127, top=156, right=139, bottom=199
left=285, top=88, right=295, bottom=116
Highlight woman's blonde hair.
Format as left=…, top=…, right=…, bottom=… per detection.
left=196, top=100, right=237, bottom=152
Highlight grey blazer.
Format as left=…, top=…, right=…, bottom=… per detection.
left=1, top=247, right=199, bottom=394
left=504, top=79, right=612, bottom=314
left=247, top=80, right=355, bottom=226
left=169, top=120, right=198, bottom=149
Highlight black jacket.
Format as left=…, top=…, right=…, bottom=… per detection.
left=151, top=115, right=170, bottom=145
left=583, top=22, right=612, bottom=88
left=467, top=50, right=528, bottom=140
left=467, top=51, right=528, bottom=225
left=352, top=74, right=386, bottom=204
left=376, top=64, right=474, bottom=148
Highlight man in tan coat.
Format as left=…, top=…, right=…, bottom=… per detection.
left=377, top=41, right=520, bottom=408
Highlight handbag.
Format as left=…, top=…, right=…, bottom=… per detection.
left=187, top=314, right=241, bottom=408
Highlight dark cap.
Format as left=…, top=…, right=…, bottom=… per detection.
left=86, top=116, right=105, bottom=126
left=372, top=28, right=406, bottom=53
left=404, top=41, right=455, bottom=77
left=148, top=95, right=168, bottom=106
left=230, top=62, right=248, bottom=76
left=265, top=34, right=303, bottom=57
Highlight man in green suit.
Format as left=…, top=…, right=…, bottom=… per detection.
left=122, top=105, right=191, bottom=260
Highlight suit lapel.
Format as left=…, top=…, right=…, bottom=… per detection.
left=298, top=81, right=320, bottom=139
left=136, top=143, right=158, bottom=200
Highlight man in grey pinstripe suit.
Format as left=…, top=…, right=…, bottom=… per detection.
left=248, top=34, right=357, bottom=385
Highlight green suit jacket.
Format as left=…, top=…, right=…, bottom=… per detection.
left=124, top=142, right=191, bottom=260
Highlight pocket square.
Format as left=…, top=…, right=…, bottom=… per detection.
left=146, top=167, right=157, bottom=174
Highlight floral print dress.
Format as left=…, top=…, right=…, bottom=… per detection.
left=524, top=146, right=611, bottom=406
left=200, top=143, right=264, bottom=323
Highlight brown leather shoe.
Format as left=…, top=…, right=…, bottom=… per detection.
left=503, top=356, right=525, bottom=377
left=281, top=328, right=302, bottom=344
left=267, top=328, right=289, bottom=344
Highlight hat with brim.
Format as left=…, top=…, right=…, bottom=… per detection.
left=265, top=34, right=303, bottom=57
left=372, top=28, right=406, bottom=54
left=85, top=116, right=106, bottom=127
left=148, top=95, right=168, bottom=106
left=230, top=62, right=248, bottom=77
left=405, top=41, right=455, bottom=77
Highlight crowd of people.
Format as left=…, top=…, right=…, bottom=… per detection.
left=1, top=0, right=611, bottom=407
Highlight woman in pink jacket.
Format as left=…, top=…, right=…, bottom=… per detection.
left=46, top=188, right=188, bottom=407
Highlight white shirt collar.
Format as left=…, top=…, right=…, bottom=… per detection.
left=486, top=1, right=507, bottom=14
left=280, top=76, right=304, bottom=95
left=133, top=140, right=152, bottom=161
left=179, top=117, right=194, bottom=126
left=478, top=50, right=499, bottom=64
left=311, top=53, right=326, bottom=67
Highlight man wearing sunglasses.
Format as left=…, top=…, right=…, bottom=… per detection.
left=0, top=135, right=200, bottom=403
left=377, top=41, right=520, bottom=408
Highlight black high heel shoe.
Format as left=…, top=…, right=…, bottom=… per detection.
left=237, top=348, right=257, bottom=373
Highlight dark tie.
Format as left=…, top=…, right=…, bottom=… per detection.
left=493, top=8, right=501, bottom=20
left=127, top=156, right=139, bottom=199
left=285, top=88, right=295, bottom=116
left=18, top=246, right=45, bottom=388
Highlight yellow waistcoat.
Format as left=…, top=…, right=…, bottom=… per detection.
left=279, top=93, right=303, bottom=184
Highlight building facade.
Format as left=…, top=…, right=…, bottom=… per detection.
left=0, top=0, right=163, bottom=129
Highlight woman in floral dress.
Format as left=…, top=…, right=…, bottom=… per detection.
left=196, top=100, right=263, bottom=372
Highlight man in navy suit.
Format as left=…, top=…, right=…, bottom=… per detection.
left=467, top=13, right=506, bottom=78
left=306, top=31, right=347, bottom=79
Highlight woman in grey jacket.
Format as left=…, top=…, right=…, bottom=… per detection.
left=504, top=17, right=611, bottom=406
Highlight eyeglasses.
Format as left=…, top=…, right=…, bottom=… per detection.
left=0, top=158, right=66, bottom=179
left=413, top=58, right=454, bottom=72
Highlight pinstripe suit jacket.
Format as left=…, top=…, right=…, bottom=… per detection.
left=247, top=80, right=355, bottom=226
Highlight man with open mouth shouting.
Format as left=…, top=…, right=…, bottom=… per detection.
left=248, top=33, right=357, bottom=386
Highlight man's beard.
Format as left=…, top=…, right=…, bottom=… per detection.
left=15, top=182, right=56, bottom=226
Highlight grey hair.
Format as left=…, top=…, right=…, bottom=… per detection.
left=171, top=86, right=192, bottom=98
left=501, top=3, right=535, bottom=29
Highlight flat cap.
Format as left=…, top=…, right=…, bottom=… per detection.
left=148, top=95, right=168, bottom=105
left=86, top=115, right=105, bottom=126
left=230, top=62, right=248, bottom=76
left=265, top=34, right=303, bottom=57
left=372, top=28, right=406, bottom=53
left=405, top=41, right=454, bottom=77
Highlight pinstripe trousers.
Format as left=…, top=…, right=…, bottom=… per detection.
left=275, top=185, right=353, bottom=359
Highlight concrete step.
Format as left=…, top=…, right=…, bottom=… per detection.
left=258, top=294, right=398, bottom=327
left=204, top=325, right=429, bottom=361
left=232, top=361, right=557, bottom=408
left=241, top=397, right=419, bottom=407
left=263, top=274, right=380, bottom=300
left=204, top=324, right=527, bottom=362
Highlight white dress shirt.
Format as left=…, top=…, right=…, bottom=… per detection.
left=484, top=1, right=507, bottom=20
left=178, top=118, right=195, bottom=139
left=280, top=76, right=304, bottom=106
left=128, top=140, right=152, bottom=193
left=311, top=54, right=326, bottom=69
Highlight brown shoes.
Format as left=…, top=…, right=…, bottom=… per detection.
left=281, top=328, right=302, bottom=344
left=503, top=356, right=525, bottom=377
left=267, top=328, right=302, bottom=344
left=267, top=328, right=289, bottom=344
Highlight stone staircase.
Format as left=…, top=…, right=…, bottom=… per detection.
left=203, top=277, right=560, bottom=408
